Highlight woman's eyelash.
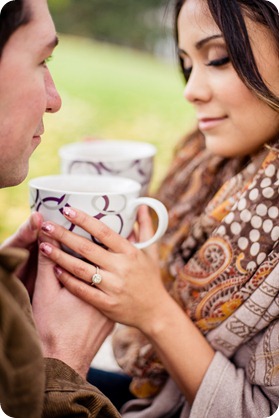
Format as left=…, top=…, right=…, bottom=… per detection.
left=206, top=56, right=230, bottom=67
left=182, top=56, right=230, bottom=82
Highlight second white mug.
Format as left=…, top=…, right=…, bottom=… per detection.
left=59, top=140, right=157, bottom=195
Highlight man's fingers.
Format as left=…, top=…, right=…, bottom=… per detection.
left=1, top=212, right=43, bottom=249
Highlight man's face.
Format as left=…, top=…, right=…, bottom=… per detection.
left=0, top=0, right=61, bottom=187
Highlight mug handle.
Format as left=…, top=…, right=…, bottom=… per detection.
left=127, top=197, right=169, bottom=249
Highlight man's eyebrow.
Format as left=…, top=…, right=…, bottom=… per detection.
left=178, top=34, right=223, bottom=56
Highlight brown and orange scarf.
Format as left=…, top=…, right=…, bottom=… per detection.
left=113, top=131, right=279, bottom=398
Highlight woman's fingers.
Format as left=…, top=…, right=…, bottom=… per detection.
left=41, top=224, right=106, bottom=266
left=63, top=207, right=132, bottom=253
left=39, top=240, right=103, bottom=284
left=54, top=267, right=110, bottom=312
left=39, top=237, right=119, bottom=295
left=40, top=217, right=124, bottom=273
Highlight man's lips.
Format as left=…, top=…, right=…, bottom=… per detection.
left=33, top=131, right=44, bottom=137
left=34, top=121, right=44, bottom=137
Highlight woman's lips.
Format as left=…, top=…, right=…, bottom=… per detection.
left=198, top=116, right=228, bottom=131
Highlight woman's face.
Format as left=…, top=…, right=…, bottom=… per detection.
left=177, top=0, right=279, bottom=157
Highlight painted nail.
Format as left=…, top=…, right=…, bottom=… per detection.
left=42, top=223, right=54, bottom=233
left=40, top=243, right=52, bottom=255
left=63, top=207, right=77, bottom=218
left=54, top=266, right=62, bottom=277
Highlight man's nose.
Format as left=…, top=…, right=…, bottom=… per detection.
left=45, top=68, right=62, bottom=113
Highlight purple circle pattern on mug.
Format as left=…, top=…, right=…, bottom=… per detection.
left=29, top=175, right=169, bottom=252
left=30, top=188, right=127, bottom=249
left=68, top=158, right=153, bottom=192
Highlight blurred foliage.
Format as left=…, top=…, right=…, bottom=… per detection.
left=48, top=0, right=173, bottom=52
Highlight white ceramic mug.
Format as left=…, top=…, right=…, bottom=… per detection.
left=59, top=140, right=156, bottom=195
left=29, top=175, right=168, bottom=250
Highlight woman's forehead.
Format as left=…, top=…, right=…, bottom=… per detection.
left=177, top=0, right=221, bottom=47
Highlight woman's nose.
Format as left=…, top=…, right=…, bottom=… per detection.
left=45, top=68, right=62, bottom=113
left=183, top=66, right=211, bottom=104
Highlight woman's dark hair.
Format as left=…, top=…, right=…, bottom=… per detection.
left=0, top=0, right=31, bottom=57
left=175, top=0, right=279, bottom=111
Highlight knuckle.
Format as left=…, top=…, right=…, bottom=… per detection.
left=96, top=222, right=112, bottom=242
left=62, top=274, right=88, bottom=300
left=75, top=282, right=88, bottom=299
left=58, top=226, right=74, bottom=246
left=76, top=240, right=93, bottom=257
left=105, top=298, right=118, bottom=311
left=50, top=248, right=61, bottom=263
left=72, top=262, right=89, bottom=279
left=60, top=272, right=70, bottom=286
left=126, top=245, right=138, bottom=258
left=78, top=211, right=88, bottom=226
left=59, top=227, right=68, bottom=241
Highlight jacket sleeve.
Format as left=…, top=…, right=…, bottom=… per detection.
left=189, top=320, right=279, bottom=418
left=43, top=358, right=121, bottom=418
left=0, top=248, right=45, bottom=418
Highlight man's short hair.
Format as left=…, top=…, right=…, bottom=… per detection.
left=0, top=0, right=31, bottom=56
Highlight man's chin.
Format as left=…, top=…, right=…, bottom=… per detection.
left=1, top=165, right=29, bottom=188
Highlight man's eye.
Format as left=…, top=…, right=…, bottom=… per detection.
left=206, top=56, right=230, bottom=67
left=41, top=55, right=53, bottom=66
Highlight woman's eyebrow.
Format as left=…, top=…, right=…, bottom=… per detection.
left=196, top=34, right=223, bottom=49
left=178, top=34, right=223, bottom=56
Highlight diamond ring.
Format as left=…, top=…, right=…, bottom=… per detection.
left=91, top=266, right=102, bottom=285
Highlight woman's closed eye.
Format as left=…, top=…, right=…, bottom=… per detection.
left=206, top=56, right=230, bottom=67
left=182, top=56, right=230, bottom=82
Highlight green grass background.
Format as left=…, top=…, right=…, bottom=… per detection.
left=0, top=35, right=195, bottom=241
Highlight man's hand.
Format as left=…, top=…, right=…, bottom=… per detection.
left=32, top=242, right=115, bottom=378
left=1, top=212, right=42, bottom=250
left=1, top=212, right=43, bottom=297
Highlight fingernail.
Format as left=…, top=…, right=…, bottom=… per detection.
left=40, top=243, right=52, bottom=255
left=54, top=266, right=62, bottom=277
left=63, top=207, right=76, bottom=218
left=42, top=222, right=54, bottom=233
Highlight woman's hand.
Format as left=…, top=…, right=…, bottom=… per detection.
left=38, top=206, right=215, bottom=401
left=39, top=205, right=168, bottom=333
left=32, top=235, right=115, bottom=378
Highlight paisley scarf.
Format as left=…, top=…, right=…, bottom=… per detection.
left=112, top=131, right=279, bottom=398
